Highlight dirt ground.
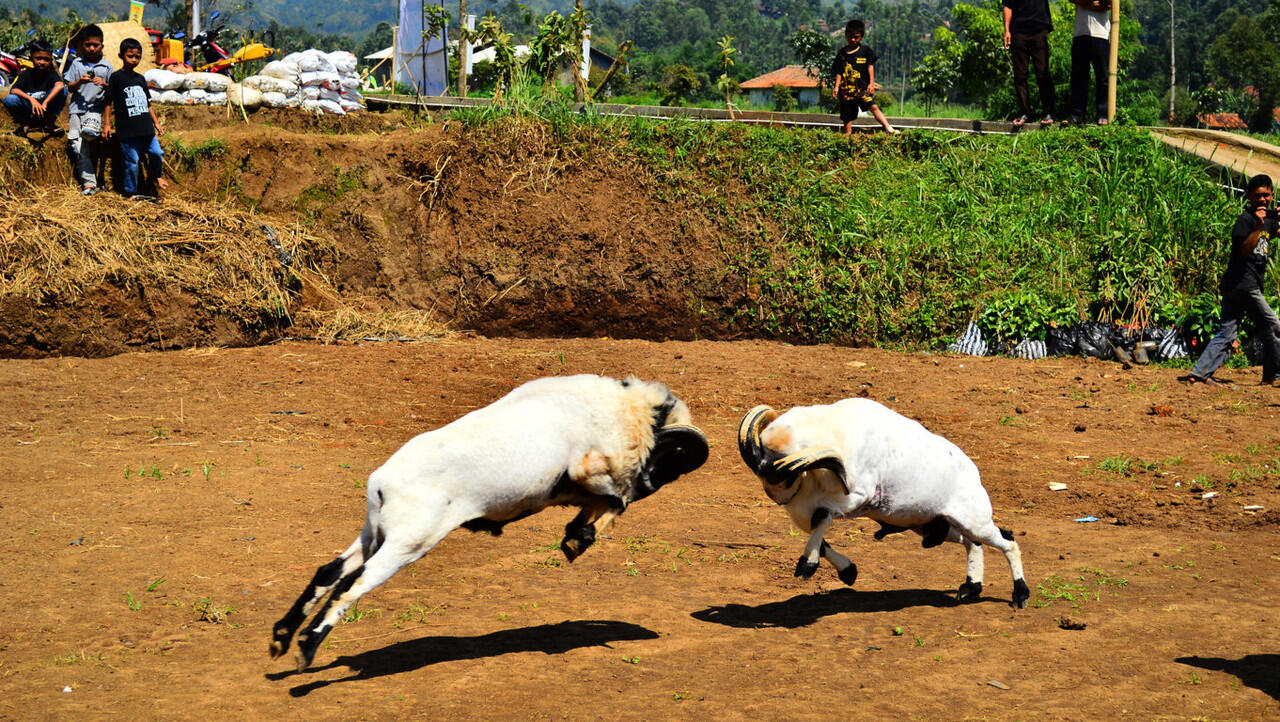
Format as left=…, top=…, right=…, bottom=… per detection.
left=4, top=337, right=1279, bottom=719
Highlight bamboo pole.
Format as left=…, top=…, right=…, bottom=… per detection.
left=1106, top=0, right=1119, bottom=123
left=457, top=0, right=467, bottom=97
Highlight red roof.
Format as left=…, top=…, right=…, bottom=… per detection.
left=1197, top=112, right=1248, bottom=130
left=740, top=65, right=820, bottom=90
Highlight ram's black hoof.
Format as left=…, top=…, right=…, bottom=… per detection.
left=1012, top=578, right=1030, bottom=609
left=957, top=579, right=983, bottom=602
left=837, top=563, right=858, bottom=586
left=794, top=556, right=819, bottom=579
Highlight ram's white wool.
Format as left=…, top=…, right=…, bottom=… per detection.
left=271, top=375, right=706, bottom=671
left=740, top=398, right=1029, bottom=607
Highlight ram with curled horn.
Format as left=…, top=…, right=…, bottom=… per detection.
left=738, top=399, right=1029, bottom=608
left=269, top=374, right=709, bottom=672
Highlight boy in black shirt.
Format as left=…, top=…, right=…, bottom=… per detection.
left=2, top=39, right=65, bottom=137
left=831, top=20, right=898, bottom=136
left=102, top=38, right=168, bottom=199
left=1184, top=174, right=1280, bottom=386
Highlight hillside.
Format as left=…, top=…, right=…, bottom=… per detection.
left=0, top=103, right=1248, bottom=358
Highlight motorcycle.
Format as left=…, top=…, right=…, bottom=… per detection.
left=0, top=29, right=37, bottom=87
left=188, top=12, right=277, bottom=75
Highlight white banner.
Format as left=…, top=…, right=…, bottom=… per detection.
left=396, top=0, right=449, bottom=95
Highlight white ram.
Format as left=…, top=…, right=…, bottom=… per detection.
left=270, top=374, right=708, bottom=670
left=738, top=398, right=1029, bottom=608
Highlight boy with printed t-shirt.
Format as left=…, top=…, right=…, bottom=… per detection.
left=63, top=25, right=113, bottom=195
left=102, top=38, right=168, bottom=200
left=830, top=20, right=898, bottom=136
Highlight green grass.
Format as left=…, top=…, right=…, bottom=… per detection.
left=443, top=97, right=1247, bottom=348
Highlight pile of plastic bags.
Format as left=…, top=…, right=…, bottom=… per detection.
left=144, top=49, right=364, bottom=114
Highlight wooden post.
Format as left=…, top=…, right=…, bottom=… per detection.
left=591, top=40, right=631, bottom=100
left=1167, top=0, right=1175, bottom=123
left=457, top=0, right=468, bottom=97
left=1107, top=0, right=1119, bottom=123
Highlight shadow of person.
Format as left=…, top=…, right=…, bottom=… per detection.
left=269, top=619, right=659, bottom=697
left=1176, top=654, right=1280, bottom=701
left=691, top=587, right=961, bottom=629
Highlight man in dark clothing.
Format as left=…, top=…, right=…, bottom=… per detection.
left=2, top=39, right=65, bottom=136
left=1002, top=0, right=1055, bottom=126
left=1184, top=175, right=1280, bottom=386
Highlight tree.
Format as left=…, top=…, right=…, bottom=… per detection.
left=716, top=35, right=737, bottom=107
left=911, top=25, right=962, bottom=115
left=1204, top=11, right=1280, bottom=131
left=660, top=63, right=700, bottom=105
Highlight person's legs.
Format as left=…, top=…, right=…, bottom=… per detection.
left=41, top=92, right=65, bottom=128
left=1010, top=33, right=1032, bottom=120
left=119, top=137, right=143, bottom=196
left=1239, top=289, right=1280, bottom=382
left=1190, top=293, right=1245, bottom=380
left=869, top=103, right=896, bottom=132
left=145, top=135, right=167, bottom=192
left=1031, top=31, right=1055, bottom=120
left=1069, top=35, right=1090, bottom=120
left=67, top=114, right=97, bottom=188
left=1089, top=37, right=1109, bottom=121
left=3, top=94, right=31, bottom=128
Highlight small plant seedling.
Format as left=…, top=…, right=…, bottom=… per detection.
left=342, top=602, right=379, bottom=623
left=146, top=576, right=166, bottom=592
left=194, top=598, right=235, bottom=624
left=498, top=613, right=510, bottom=621
left=892, top=626, right=904, bottom=636
left=623, top=656, right=641, bottom=664
left=628, top=568, right=639, bottom=576
left=126, top=592, right=141, bottom=611
left=913, top=634, right=925, bottom=647
left=200, top=460, right=214, bottom=481
left=338, top=463, right=351, bottom=469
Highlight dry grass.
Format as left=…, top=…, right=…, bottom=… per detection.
left=0, top=186, right=332, bottom=324
left=295, top=306, right=452, bottom=341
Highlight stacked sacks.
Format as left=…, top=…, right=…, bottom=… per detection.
left=144, top=69, right=230, bottom=105
left=238, top=50, right=364, bottom=114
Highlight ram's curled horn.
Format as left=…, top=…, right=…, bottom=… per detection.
left=737, top=405, right=779, bottom=474
left=770, top=447, right=850, bottom=495
left=632, top=423, right=709, bottom=502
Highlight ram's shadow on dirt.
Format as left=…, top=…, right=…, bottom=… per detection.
left=268, top=619, right=659, bottom=696
left=1176, top=654, right=1280, bottom=701
left=691, top=587, right=962, bottom=629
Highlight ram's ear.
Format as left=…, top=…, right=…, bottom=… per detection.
left=771, top=447, right=849, bottom=495
left=631, top=424, right=708, bottom=502
left=737, top=405, right=778, bottom=475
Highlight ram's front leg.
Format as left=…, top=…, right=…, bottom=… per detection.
left=561, top=498, right=625, bottom=562
left=794, top=507, right=836, bottom=580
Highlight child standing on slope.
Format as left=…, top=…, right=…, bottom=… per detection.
left=831, top=20, right=898, bottom=136
left=63, top=25, right=113, bottom=195
left=102, top=38, right=169, bottom=200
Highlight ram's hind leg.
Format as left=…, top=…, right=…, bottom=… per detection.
left=270, top=535, right=368, bottom=659
left=956, top=537, right=984, bottom=602
left=294, top=526, right=452, bottom=671
left=952, top=520, right=1029, bottom=609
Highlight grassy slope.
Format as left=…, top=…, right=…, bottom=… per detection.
left=609, top=120, right=1242, bottom=347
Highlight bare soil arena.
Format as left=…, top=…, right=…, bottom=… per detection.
left=2, top=108, right=1279, bottom=719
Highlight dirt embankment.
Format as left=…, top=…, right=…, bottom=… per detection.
left=0, top=107, right=745, bottom=358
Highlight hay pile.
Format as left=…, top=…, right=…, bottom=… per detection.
left=0, top=186, right=324, bottom=325
left=0, top=187, right=449, bottom=343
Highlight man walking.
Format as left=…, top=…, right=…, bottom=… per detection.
left=1184, top=175, right=1280, bottom=386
